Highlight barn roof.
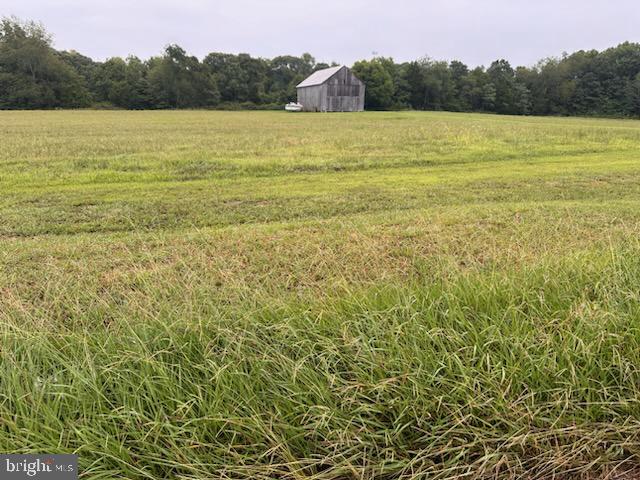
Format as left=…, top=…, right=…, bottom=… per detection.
left=297, top=66, right=344, bottom=88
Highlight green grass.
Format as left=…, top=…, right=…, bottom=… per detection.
left=2, top=111, right=640, bottom=478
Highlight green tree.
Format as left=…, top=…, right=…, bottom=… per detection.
left=463, top=67, right=494, bottom=111
left=58, top=50, right=98, bottom=100
left=0, top=16, right=89, bottom=108
left=626, top=73, right=640, bottom=116
left=481, top=83, right=497, bottom=111
left=423, top=59, right=454, bottom=110
left=266, top=53, right=317, bottom=103
left=573, top=71, right=603, bottom=115
left=147, top=44, right=219, bottom=108
left=352, top=58, right=395, bottom=109
left=402, top=61, right=426, bottom=109
left=93, top=56, right=149, bottom=108
left=204, top=53, right=268, bottom=104
left=487, top=60, right=516, bottom=114
left=448, top=60, right=472, bottom=111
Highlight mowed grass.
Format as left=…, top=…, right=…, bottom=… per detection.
left=2, top=111, right=640, bottom=478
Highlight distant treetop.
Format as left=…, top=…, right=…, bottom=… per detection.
left=2, top=15, right=640, bottom=117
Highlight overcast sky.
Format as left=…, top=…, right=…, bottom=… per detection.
left=3, top=0, right=640, bottom=67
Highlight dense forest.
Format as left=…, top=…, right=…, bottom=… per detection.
left=2, top=16, right=640, bottom=116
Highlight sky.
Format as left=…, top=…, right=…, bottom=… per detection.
left=3, top=0, right=640, bottom=67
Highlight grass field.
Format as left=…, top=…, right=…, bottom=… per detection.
left=2, top=111, right=640, bottom=479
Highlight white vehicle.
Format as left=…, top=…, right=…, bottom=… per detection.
left=285, top=102, right=303, bottom=112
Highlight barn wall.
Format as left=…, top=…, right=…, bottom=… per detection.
left=297, top=67, right=366, bottom=112
left=324, top=67, right=365, bottom=112
left=321, top=84, right=328, bottom=111
left=297, top=86, right=323, bottom=112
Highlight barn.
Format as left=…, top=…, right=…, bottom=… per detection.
left=296, top=66, right=365, bottom=112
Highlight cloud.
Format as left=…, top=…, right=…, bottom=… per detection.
left=3, top=0, right=639, bottom=66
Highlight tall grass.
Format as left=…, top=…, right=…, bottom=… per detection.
left=2, top=247, right=640, bottom=478
left=3, top=111, right=640, bottom=478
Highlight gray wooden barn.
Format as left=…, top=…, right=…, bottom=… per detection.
left=296, top=66, right=365, bottom=112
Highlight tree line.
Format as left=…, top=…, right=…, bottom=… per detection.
left=2, top=16, right=640, bottom=117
